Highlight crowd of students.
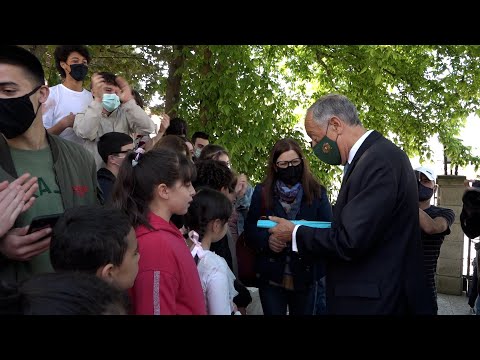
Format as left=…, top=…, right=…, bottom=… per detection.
left=2, top=45, right=479, bottom=315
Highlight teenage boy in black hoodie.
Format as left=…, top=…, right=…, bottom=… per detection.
left=97, top=132, right=133, bottom=204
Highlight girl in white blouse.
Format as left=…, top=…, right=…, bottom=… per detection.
left=184, top=188, right=241, bottom=315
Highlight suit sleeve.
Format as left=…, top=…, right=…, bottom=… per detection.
left=132, top=270, right=179, bottom=315
left=297, top=157, right=397, bottom=261
left=243, top=185, right=269, bottom=252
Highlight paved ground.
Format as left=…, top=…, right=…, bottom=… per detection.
left=246, top=288, right=475, bottom=315
left=437, top=292, right=474, bottom=315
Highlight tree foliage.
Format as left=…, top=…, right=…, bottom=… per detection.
left=32, top=45, right=480, bottom=199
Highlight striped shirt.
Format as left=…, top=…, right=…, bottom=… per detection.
left=422, top=205, right=455, bottom=311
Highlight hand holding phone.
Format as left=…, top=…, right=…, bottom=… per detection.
left=27, top=213, right=62, bottom=235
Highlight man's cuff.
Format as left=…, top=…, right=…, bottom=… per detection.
left=292, top=224, right=302, bottom=252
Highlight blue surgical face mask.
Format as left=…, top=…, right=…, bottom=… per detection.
left=102, top=93, right=121, bottom=112
left=194, top=147, right=202, bottom=159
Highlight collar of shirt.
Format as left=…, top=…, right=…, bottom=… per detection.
left=347, top=129, right=374, bottom=164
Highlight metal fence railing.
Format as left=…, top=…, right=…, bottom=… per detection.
left=464, top=237, right=479, bottom=296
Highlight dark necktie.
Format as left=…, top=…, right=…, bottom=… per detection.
left=343, top=162, right=350, bottom=177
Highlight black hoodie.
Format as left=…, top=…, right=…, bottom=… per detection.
left=97, top=168, right=116, bottom=204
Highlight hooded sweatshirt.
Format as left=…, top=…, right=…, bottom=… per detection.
left=131, top=212, right=206, bottom=315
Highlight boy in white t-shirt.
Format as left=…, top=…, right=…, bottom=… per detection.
left=43, top=45, right=93, bottom=144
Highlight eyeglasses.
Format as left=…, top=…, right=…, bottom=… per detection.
left=276, top=158, right=302, bottom=169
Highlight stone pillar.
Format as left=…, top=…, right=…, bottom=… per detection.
left=435, top=175, right=466, bottom=295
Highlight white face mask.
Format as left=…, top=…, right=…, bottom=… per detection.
left=194, top=147, right=202, bottom=158
left=102, top=93, right=121, bottom=112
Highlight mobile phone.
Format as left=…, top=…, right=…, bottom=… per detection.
left=27, top=213, right=62, bottom=235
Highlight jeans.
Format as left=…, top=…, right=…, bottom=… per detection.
left=259, top=277, right=326, bottom=315
left=310, top=276, right=327, bottom=315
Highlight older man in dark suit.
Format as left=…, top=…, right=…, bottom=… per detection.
left=269, top=93, right=435, bottom=315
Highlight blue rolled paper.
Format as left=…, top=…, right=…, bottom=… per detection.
left=257, top=219, right=331, bottom=229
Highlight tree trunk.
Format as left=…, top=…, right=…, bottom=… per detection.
left=19, top=45, right=47, bottom=61
left=165, top=45, right=185, bottom=118
left=199, top=47, right=212, bottom=127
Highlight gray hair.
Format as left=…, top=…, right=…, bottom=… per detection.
left=307, top=94, right=362, bottom=127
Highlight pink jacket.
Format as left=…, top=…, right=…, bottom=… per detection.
left=131, top=212, right=206, bottom=315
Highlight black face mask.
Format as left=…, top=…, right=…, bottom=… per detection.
left=0, top=86, right=41, bottom=139
left=418, top=182, right=434, bottom=202
left=69, top=64, right=88, bottom=81
left=276, top=164, right=303, bottom=186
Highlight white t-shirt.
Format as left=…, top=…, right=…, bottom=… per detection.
left=196, top=250, right=238, bottom=315
left=42, top=84, right=93, bottom=144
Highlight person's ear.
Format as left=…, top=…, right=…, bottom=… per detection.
left=156, top=183, right=169, bottom=200
left=220, top=186, right=229, bottom=196
left=60, top=61, right=68, bottom=72
left=212, top=219, right=223, bottom=234
left=107, top=154, right=114, bottom=165
left=434, top=184, right=438, bottom=192
left=97, top=263, right=115, bottom=284
left=38, top=86, right=50, bottom=104
left=330, top=116, right=343, bottom=134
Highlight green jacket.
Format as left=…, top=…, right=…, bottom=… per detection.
left=0, top=132, right=101, bottom=283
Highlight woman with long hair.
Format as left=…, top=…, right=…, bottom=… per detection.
left=244, top=138, right=332, bottom=315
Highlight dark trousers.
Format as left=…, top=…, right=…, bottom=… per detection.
left=259, top=279, right=326, bottom=315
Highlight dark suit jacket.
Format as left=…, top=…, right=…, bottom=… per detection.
left=296, top=131, right=435, bottom=314
left=244, top=184, right=333, bottom=290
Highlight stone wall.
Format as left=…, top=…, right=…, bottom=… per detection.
left=436, top=175, right=466, bottom=295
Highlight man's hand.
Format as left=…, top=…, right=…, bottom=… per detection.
left=159, top=114, right=170, bottom=134
left=116, top=76, right=134, bottom=103
left=268, top=235, right=287, bottom=253
left=268, top=216, right=295, bottom=244
left=0, top=226, right=51, bottom=261
left=61, top=112, right=75, bottom=129
left=235, top=174, right=248, bottom=199
left=0, top=173, right=38, bottom=238
left=91, top=73, right=106, bottom=101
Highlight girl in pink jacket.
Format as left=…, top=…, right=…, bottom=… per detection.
left=111, top=148, right=206, bottom=315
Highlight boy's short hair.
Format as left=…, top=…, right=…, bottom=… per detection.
left=50, top=205, right=132, bottom=274
left=191, top=131, right=209, bottom=144
left=0, top=45, right=45, bottom=87
left=96, top=71, right=118, bottom=87
left=97, top=132, right=133, bottom=163
left=0, top=271, right=128, bottom=315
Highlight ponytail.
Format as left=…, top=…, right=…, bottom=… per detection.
left=110, top=150, right=150, bottom=229
left=111, top=148, right=196, bottom=229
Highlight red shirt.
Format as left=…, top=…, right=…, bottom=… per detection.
left=131, top=212, right=206, bottom=315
